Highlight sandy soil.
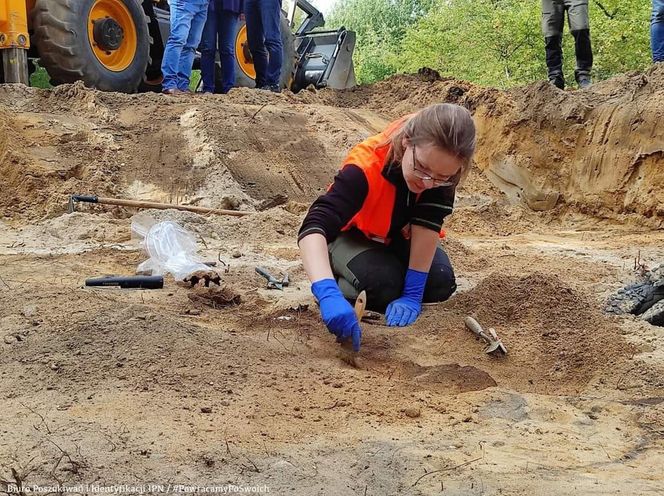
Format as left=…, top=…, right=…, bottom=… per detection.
left=1, top=71, right=663, bottom=495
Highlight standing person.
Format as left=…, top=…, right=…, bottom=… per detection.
left=200, top=0, right=244, bottom=94
left=653, top=0, right=664, bottom=62
left=298, top=104, right=476, bottom=352
left=161, top=0, right=210, bottom=95
left=244, top=0, right=283, bottom=92
left=541, top=0, right=593, bottom=89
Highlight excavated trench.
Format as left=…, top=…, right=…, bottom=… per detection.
left=1, top=72, right=663, bottom=493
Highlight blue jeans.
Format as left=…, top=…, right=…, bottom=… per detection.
left=244, top=0, right=283, bottom=87
left=161, top=0, right=210, bottom=91
left=200, top=6, right=239, bottom=93
left=653, top=0, right=664, bottom=62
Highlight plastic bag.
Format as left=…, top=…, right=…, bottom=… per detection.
left=131, top=215, right=211, bottom=281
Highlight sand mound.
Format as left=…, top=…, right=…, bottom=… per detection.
left=311, top=67, right=664, bottom=226
left=2, top=67, right=663, bottom=228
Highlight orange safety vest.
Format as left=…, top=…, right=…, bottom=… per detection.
left=338, top=117, right=409, bottom=244
left=337, top=116, right=447, bottom=244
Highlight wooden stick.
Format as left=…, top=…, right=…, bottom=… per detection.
left=71, top=195, right=251, bottom=217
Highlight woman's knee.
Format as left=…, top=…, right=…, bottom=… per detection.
left=423, top=263, right=457, bottom=303
left=345, top=252, right=404, bottom=312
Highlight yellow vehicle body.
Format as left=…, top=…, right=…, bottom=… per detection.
left=0, top=0, right=355, bottom=93
left=0, top=0, right=31, bottom=83
left=1, top=0, right=156, bottom=90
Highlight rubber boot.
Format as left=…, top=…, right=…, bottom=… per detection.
left=571, top=29, right=593, bottom=89
left=544, top=35, right=564, bottom=89
left=549, top=71, right=565, bottom=90
left=575, top=70, right=592, bottom=89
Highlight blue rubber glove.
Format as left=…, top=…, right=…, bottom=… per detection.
left=311, top=279, right=362, bottom=352
left=386, top=269, right=428, bottom=327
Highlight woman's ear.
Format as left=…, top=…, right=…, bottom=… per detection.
left=402, top=136, right=410, bottom=149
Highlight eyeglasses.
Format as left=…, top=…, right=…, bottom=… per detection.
left=411, top=144, right=459, bottom=188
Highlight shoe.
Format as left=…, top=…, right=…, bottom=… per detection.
left=576, top=72, right=592, bottom=89
left=162, top=88, right=182, bottom=95
left=258, top=85, right=280, bottom=93
left=548, top=73, right=565, bottom=90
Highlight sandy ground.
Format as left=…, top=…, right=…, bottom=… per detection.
left=1, top=71, right=663, bottom=495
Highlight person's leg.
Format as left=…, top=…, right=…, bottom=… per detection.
left=260, top=0, right=283, bottom=89
left=328, top=230, right=405, bottom=313
left=199, top=2, right=218, bottom=93
left=422, top=247, right=457, bottom=303
left=566, top=0, right=592, bottom=87
left=161, top=0, right=196, bottom=91
left=541, top=0, right=566, bottom=89
left=218, top=10, right=239, bottom=93
left=177, top=0, right=209, bottom=91
left=653, top=0, right=664, bottom=62
left=389, top=236, right=457, bottom=304
left=244, top=0, right=268, bottom=88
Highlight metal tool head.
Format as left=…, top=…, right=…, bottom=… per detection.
left=256, top=266, right=289, bottom=290
left=68, top=194, right=98, bottom=214
left=485, top=328, right=507, bottom=355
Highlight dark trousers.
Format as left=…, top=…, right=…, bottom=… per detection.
left=200, top=6, right=239, bottom=93
left=328, top=230, right=457, bottom=313
left=544, top=30, right=593, bottom=77
left=244, top=0, right=283, bottom=87
left=541, top=0, right=592, bottom=79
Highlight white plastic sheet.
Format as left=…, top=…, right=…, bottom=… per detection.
left=132, top=215, right=211, bottom=281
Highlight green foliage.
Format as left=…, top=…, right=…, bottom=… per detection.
left=328, top=0, right=436, bottom=83
left=30, top=61, right=52, bottom=89
left=331, top=0, right=653, bottom=88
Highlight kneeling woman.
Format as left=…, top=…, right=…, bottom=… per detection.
left=298, top=103, right=476, bottom=351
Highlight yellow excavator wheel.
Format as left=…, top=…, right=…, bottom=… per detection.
left=234, top=23, right=256, bottom=80
left=86, top=0, right=137, bottom=72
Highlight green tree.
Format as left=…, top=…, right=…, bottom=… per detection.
left=400, top=0, right=543, bottom=87
left=327, top=0, right=436, bottom=83
left=332, top=0, right=653, bottom=87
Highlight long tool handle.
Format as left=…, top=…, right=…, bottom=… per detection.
left=464, top=316, right=491, bottom=343
left=71, top=195, right=251, bottom=217
left=85, top=275, right=164, bottom=289
left=255, top=267, right=277, bottom=283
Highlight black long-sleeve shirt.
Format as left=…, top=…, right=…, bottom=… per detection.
left=298, top=162, right=455, bottom=244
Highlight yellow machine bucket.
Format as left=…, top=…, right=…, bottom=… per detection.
left=0, top=0, right=30, bottom=84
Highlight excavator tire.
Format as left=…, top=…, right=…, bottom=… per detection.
left=233, top=13, right=294, bottom=90
left=32, top=0, right=150, bottom=93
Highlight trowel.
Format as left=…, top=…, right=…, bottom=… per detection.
left=464, top=316, right=507, bottom=356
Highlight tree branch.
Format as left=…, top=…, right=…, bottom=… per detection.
left=593, top=1, right=618, bottom=19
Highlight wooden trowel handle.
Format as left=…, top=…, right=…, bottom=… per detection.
left=354, top=290, right=367, bottom=321
left=464, top=316, right=490, bottom=340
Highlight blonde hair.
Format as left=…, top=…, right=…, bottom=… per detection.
left=386, top=103, right=476, bottom=182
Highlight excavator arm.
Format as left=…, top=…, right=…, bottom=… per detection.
left=0, top=0, right=30, bottom=84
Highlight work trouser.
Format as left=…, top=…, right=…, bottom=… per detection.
left=653, top=0, right=664, bottom=62
left=328, top=229, right=457, bottom=313
left=161, top=0, right=210, bottom=91
left=244, top=0, right=283, bottom=88
left=541, top=0, right=593, bottom=79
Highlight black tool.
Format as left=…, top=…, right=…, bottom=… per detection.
left=255, top=267, right=289, bottom=290
left=85, top=275, right=164, bottom=289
